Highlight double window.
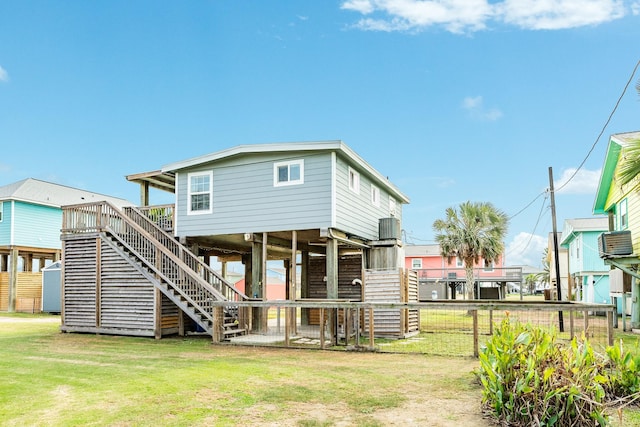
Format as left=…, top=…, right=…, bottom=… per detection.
left=274, top=160, right=304, bottom=187
left=187, top=171, right=213, bottom=215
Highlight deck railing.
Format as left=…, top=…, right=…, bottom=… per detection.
left=137, top=204, right=174, bottom=232
left=414, top=266, right=523, bottom=282
left=62, top=202, right=248, bottom=326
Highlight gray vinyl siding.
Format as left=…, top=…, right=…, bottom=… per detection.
left=175, top=152, right=333, bottom=237
left=334, top=154, right=402, bottom=240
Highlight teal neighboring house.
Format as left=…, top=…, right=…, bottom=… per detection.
left=0, top=178, right=131, bottom=312
left=559, top=217, right=611, bottom=306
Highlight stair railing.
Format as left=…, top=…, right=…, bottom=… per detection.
left=62, top=202, right=230, bottom=325
left=123, top=206, right=248, bottom=303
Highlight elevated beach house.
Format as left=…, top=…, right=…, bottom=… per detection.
left=0, top=178, right=131, bottom=312
left=61, top=141, right=416, bottom=340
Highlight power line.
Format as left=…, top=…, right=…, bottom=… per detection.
left=555, top=59, right=640, bottom=193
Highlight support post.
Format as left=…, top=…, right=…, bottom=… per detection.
left=8, top=247, right=18, bottom=312
left=632, top=275, right=640, bottom=330
left=368, top=307, right=375, bottom=350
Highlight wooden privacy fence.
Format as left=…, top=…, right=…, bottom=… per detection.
left=199, top=300, right=615, bottom=357
left=0, top=272, right=43, bottom=313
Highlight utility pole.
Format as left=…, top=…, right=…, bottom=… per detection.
left=548, top=167, right=564, bottom=332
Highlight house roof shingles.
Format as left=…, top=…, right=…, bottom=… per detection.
left=0, top=178, right=133, bottom=209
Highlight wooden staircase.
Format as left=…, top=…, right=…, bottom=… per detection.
left=63, top=201, right=248, bottom=339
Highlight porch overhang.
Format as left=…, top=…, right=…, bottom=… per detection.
left=126, top=170, right=176, bottom=194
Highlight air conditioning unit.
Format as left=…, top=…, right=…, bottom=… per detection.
left=379, top=217, right=401, bottom=240
left=598, top=230, right=633, bottom=258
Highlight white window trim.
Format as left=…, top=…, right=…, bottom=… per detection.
left=274, top=159, right=304, bottom=187
left=456, top=257, right=463, bottom=268
left=187, top=171, right=213, bottom=215
left=348, top=167, right=360, bottom=194
left=389, top=197, right=397, bottom=217
left=371, top=185, right=380, bottom=207
left=483, top=259, right=494, bottom=272
left=412, top=258, right=422, bottom=269
left=0, top=201, right=3, bottom=222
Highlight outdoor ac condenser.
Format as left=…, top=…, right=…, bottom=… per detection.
left=597, top=230, right=633, bottom=258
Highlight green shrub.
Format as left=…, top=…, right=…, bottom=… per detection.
left=476, top=315, right=610, bottom=426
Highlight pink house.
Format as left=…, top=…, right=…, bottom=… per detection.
left=404, top=244, right=521, bottom=300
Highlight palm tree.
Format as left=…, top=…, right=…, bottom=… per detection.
left=536, top=247, right=550, bottom=288
left=524, top=274, right=538, bottom=294
left=616, top=80, right=640, bottom=185
left=433, top=201, right=508, bottom=300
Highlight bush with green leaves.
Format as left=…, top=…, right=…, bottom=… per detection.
left=476, top=315, right=640, bottom=426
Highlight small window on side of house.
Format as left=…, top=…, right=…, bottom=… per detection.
left=348, top=167, right=360, bottom=194
left=412, top=258, right=422, bottom=269
left=620, top=198, right=628, bottom=229
left=187, top=171, right=213, bottom=215
left=0, top=201, right=3, bottom=222
left=456, top=257, right=463, bottom=268
left=483, top=259, right=494, bottom=272
left=371, top=185, right=380, bottom=207
left=389, top=197, right=397, bottom=217
left=274, top=160, right=304, bottom=187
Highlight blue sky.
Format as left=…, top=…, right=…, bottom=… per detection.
left=1, top=1, right=639, bottom=268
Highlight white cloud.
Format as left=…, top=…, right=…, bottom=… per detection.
left=498, top=0, right=626, bottom=30
left=554, top=167, right=601, bottom=194
left=0, top=66, right=8, bottom=82
left=341, top=0, right=631, bottom=33
left=505, top=232, right=547, bottom=267
left=462, top=95, right=503, bottom=121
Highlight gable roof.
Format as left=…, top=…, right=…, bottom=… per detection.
left=594, top=131, right=640, bottom=214
left=128, top=140, right=410, bottom=204
left=0, top=178, right=133, bottom=209
left=559, top=217, right=608, bottom=246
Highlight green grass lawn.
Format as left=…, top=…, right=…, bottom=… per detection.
left=2, top=313, right=639, bottom=426
left=0, top=314, right=485, bottom=426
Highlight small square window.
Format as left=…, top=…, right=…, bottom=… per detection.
left=348, top=167, right=360, bottom=194
left=411, top=258, right=422, bottom=269
left=274, top=160, right=304, bottom=187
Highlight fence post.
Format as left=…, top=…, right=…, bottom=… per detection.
left=212, top=306, right=223, bottom=343
left=320, top=308, right=325, bottom=350
left=472, top=310, right=479, bottom=357
left=607, top=310, right=614, bottom=346
left=569, top=310, right=575, bottom=340
left=368, top=307, right=375, bottom=351
left=583, top=310, right=589, bottom=338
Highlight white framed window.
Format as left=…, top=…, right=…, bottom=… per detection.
left=0, top=201, right=3, bottom=222
left=371, top=185, right=380, bottom=207
left=187, top=171, right=213, bottom=215
left=456, top=257, right=463, bottom=268
left=274, top=159, right=304, bottom=187
left=389, top=197, right=397, bottom=216
left=348, top=167, right=360, bottom=194
left=483, top=259, right=494, bottom=272
left=620, top=198, right=628, bottom=229
left=411, top=258, right=422, bottom=269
